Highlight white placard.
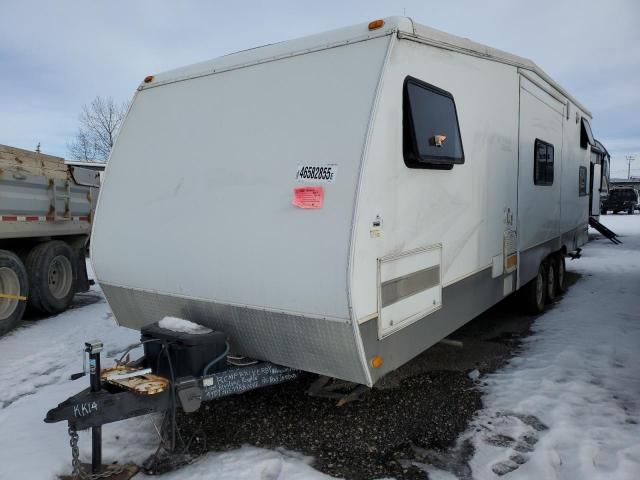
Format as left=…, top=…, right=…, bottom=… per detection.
left=296, top=164, right=337, bottom=183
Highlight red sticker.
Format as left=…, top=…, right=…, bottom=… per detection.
left=292, top=186, right=324, bottom=209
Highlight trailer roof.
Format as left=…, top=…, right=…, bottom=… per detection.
left=143, top=16, right=590, bottom=116
left=403, top=20, right=591, bottom=116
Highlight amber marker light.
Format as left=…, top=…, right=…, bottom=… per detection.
left=368, top=19, right=385, bottom=31
left=370, top=355, right=384, bottom=369
left=143, top=75, right=154, bottom=83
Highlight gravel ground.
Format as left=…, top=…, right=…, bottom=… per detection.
left=181, top=371, right=479, bottom=479
left=176, top=277, right=585, bottom=480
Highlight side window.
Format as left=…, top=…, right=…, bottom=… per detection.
left=578, top=166, right=588, bottom=196
left=534, top=139, right=554, bottom=185
left=403, top=76, right=464, bottom=170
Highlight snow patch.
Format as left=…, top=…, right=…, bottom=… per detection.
left=158, top=316, right=212, bottom=335
left=468, top=369, right=481, bottom=381
left=134, top=446, right=330, bottom=480
left=462, top=215, right=640, bottom=480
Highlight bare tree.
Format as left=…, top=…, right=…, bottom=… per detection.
left=67, top=96, right=128, bottom=161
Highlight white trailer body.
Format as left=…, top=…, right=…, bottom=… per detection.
left=92, top=18, right=598, bottom=386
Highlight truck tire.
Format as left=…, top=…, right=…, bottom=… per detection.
left=554, top=255, right=567, bottom=294
left=628, top=206, right=634, bottom=215
left=0, top=250, right=28, bottom=336
left=545, top=260, right=556, bottom=303
left=25, top=241, right=76, bottom=315
left=521, top=263, right=547, bottom=315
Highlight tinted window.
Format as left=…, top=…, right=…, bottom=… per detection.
left=534, top=139, right=554, bottom=185
left=403, top=77, right=464, bottom=169
left=612, top=189, right=636, bottom=200
left=579, top=166, right=587, bottom=196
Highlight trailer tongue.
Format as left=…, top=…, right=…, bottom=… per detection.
left=45, top=325, right=300, bottom=479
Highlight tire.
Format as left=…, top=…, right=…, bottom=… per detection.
left=545, top=261, right=556, bottom=303
left=25, top=241, right=76, bottom=315
left=521, top=263, right=547, bottom=315
left=555, top=255, right=567, bottom=294
left=629, top=207, right=634, bottom=215
left=0, top=250, right=29, bottom=336
left=600, top=209, right=606, bottom=215
left=613, top=210, right=619, bottom=214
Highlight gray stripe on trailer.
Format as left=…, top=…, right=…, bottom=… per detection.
left=380, top=265, right=440, bottom=308
left=362, top=265, right=507, bottom=384
left=100, top=283, right=371, bottom=385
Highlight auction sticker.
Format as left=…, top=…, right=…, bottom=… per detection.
left=296, top=164, right=337, bottom=183
left=292, top=186, right=324, bottom=209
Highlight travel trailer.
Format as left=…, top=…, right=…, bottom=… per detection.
left=91, top=17, right=604, bottom=387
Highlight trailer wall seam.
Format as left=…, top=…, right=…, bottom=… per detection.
left=346, top=32, right=397, bottom=387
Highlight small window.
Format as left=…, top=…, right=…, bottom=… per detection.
left=403, top=76, right=464, bottom=169
left=580, top=117, right=595, bottom=149
left=534, top=139, right=554, bottom=185
left=579, top=166, right=587, bottom=196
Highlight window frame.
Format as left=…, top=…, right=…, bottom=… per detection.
left=578, top=165, right=588, bottom=196
left=403, top=76, right=465, bottom=170
left=534, top=138, right=554, bottom=186
left=580, top=117, right=595, bottom=150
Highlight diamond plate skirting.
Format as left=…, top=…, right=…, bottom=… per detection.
left=101, top=283, right=369, bottom=384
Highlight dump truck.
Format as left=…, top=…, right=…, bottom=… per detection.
left=0, top=144, right=99, bottom=336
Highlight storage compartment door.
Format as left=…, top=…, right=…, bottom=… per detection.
left=377, top=245, right=442, bottom=339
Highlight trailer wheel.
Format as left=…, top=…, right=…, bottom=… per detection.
left=545, top=261, right=556, bottom=303
left=0, top=250, right=28, bottom=336
left=554, top=255, right=567, bottom=294
left=522, top=263, right=547, bottom=315
left=25, top=241, right=76, bottom=315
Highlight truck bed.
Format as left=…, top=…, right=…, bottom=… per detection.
left=0, top=145, right=98, bottom=239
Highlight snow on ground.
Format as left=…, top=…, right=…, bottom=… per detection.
left=431, top=215, right=640, bottom=480
left=0, top=274, right=154, bottom=479
left=0, top=264, right=328, bottom=480
left=135, top=447, right=329, bottom=480
left=1, top=215, right=639, bottom=479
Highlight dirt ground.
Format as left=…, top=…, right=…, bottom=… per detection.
left=179, top=275, right=579, bottom=479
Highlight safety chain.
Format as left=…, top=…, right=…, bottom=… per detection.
left=67, top=427, right=127, bottom=479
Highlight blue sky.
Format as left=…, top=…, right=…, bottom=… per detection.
left=1, top=0, right=639, bottom=176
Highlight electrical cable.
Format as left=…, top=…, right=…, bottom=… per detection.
left=144, top=339, right=207, bottom=475
left=163, top=341, right=177, bottom=452
left=154, top=342, right=177, bottom=452
left=202, top=341, right=230, bottom=376
left=116, top=338, right=162, bottom=366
